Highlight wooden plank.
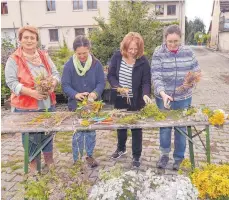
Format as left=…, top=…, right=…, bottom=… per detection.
left=1, top=112, right=229, bottom=133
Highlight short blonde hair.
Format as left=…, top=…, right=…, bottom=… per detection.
left=18, top=25, right=39, bottom=41
left=120, top=32, right=144, bottom=58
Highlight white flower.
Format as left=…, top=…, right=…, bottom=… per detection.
left=89, top=170, right=198, bottom=200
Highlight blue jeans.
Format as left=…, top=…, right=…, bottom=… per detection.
left=72, top=131, right=96, bottom=162
left=14, top=106, right=55, bottom=159
left=156, top=97, right=192, bottom=161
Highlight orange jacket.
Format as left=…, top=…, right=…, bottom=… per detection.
left=10, top=47, right=56, bottom=110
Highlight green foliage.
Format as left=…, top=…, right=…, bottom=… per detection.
left=23, top=161, right=89, bottom=199
left=1, top=37, right=15, bottom=66
left=1, top=64, right=10, bottom=96
left=140, top=104, right=167, bottom=121
left=24, top=174, right=51, bottom=200
left=99, top=164, right=123, bottom=181
left=203, top=34, right=211, bottom=44
left=194, top=31, right=204, bottom=44
left=89, top=0, right=176, bottom=65
left=117, top=114, right=140, bottom=124
left=64, top=183, right=88, bottom=200
left=185, top=17, right=206, bottom=44
left=50, top=42, right=73, bottom=94
left=1, top=37, right=15, bottom=96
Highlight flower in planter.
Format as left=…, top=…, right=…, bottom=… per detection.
left=89, top=169, right=198, bottom=200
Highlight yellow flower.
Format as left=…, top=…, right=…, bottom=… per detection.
left=191, top=164, right=229, bottom=199
left=209, top=111, right=225, bottom=126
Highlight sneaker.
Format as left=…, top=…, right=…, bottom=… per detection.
left=156, top=155, right=169, bottom=169
left=132, top=158, right=141, bottom=168
left=111, top=149, right=127, bottom=159
left=86, top=156, right=98, bottom=168
left=173, top=160, right=183, bottom=171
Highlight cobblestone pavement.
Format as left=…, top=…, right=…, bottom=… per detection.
left=1, top=46, right=229, bottom=199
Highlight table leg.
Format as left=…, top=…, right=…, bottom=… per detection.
left=205, top=125, right=211, bottom=163
left=24, top=133, right=29, bottom=174
left=37, top=133, right=42, bottom=172
left=187, top=126, right=195, bottom=169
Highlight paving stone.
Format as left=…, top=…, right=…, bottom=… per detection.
left=12, top=175, right=23, bottom=183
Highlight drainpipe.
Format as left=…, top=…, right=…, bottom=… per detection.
left=19, top=0, right=23, bottom=27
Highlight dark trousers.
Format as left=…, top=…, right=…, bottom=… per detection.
left=114, top=96, right=142, bottom=159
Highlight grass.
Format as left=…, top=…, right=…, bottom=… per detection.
left=56, top=142, right=72, bottom=153
left=1, top=159, right=23, bottom=172
left=94, top=149, right=104, bottom=157
left=55, top=131, right=73, bottom=153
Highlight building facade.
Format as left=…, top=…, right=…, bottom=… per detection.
left=1, top=0, right=185, bottom=49
left=209, top=0, right=229, bottom=52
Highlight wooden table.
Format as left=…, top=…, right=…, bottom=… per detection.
left=2, top=112, right=228, bottom=173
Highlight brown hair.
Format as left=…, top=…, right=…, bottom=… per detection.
left=120, top=32, right=144, bottom=58
left=18, top=25, right=39, bottom=41
left=73, top=35, right=91, bottom=51
left=164, top=24, right=181, bottom=39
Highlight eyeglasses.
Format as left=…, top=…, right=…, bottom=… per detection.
left=166, top=40, right=180, bottom=45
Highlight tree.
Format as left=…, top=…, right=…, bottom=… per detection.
left=89, top=0, right=177, bottom=65
left=185, top=17, right=206, bottom=45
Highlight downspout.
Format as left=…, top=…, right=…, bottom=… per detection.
left=19, top=0, right=23, bottom=27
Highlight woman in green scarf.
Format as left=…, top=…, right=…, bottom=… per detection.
left=61, top=35, right=105, bottom=167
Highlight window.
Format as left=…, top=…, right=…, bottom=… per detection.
left=167, top=5, right=176, bottom=15
left=1, top=2, right=8, bottom=15
left=49, top=29, right=58, bottom=42
left=46, top=0, right=56, bottom=11
left=155, top=4, right=164, bottom=15
left=88, top=28, right=97, bottom=34
left=73, top=0, right=83, bottom=10
left=219, top=16, right=229, bottom=32
left=87, top=0, right=97, bottom=10
left=75, top=28, right=85, bottom=36
left=224, top=19, right=229, bottom=30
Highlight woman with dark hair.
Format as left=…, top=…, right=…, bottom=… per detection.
left=151, top=25, right=201, bottom=170
left=107, top=32, right=152, bottom=168
left=61, top=35, right=105, bottom=168
left=5, top=25, right=60, bottom=172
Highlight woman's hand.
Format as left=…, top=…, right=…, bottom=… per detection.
left=160, top=91, right=173, bottom=109
left=30, top=90, right=48, bottom=100
left=88, top=92, right=97, bottom=102
left=143, top=95, right=152, bottom=104
left=75, top=92, right=89, bottom=101
left=117, top=87, right=129, bottom=96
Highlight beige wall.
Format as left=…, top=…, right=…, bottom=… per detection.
left=210, top=0, right=220, bottom=47
left=1, top=0, right=22, bottom=28
left=219, top=32, right=229, bottom=52
left=1, top=0, right=185, bottom=48
left=149, top=1, right=185, bottom=43
left=20, top=0, right=109, bottom=27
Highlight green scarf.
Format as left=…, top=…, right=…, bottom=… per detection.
left=73, top=54, right=92, bottom=76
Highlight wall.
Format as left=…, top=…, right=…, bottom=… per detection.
left=219, top=32, right=229, bottom=52
left=210, top=0, right=220, bottom=48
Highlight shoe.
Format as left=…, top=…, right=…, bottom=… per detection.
left=173, top=160, right=183, bottom=171
left=111, top=149, right=127, bottom=159
left=86, top=156, right=98, bottom=168
left=132, top=158, right=140, bottom=168
left=156, top=155, right=169, bottom=169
